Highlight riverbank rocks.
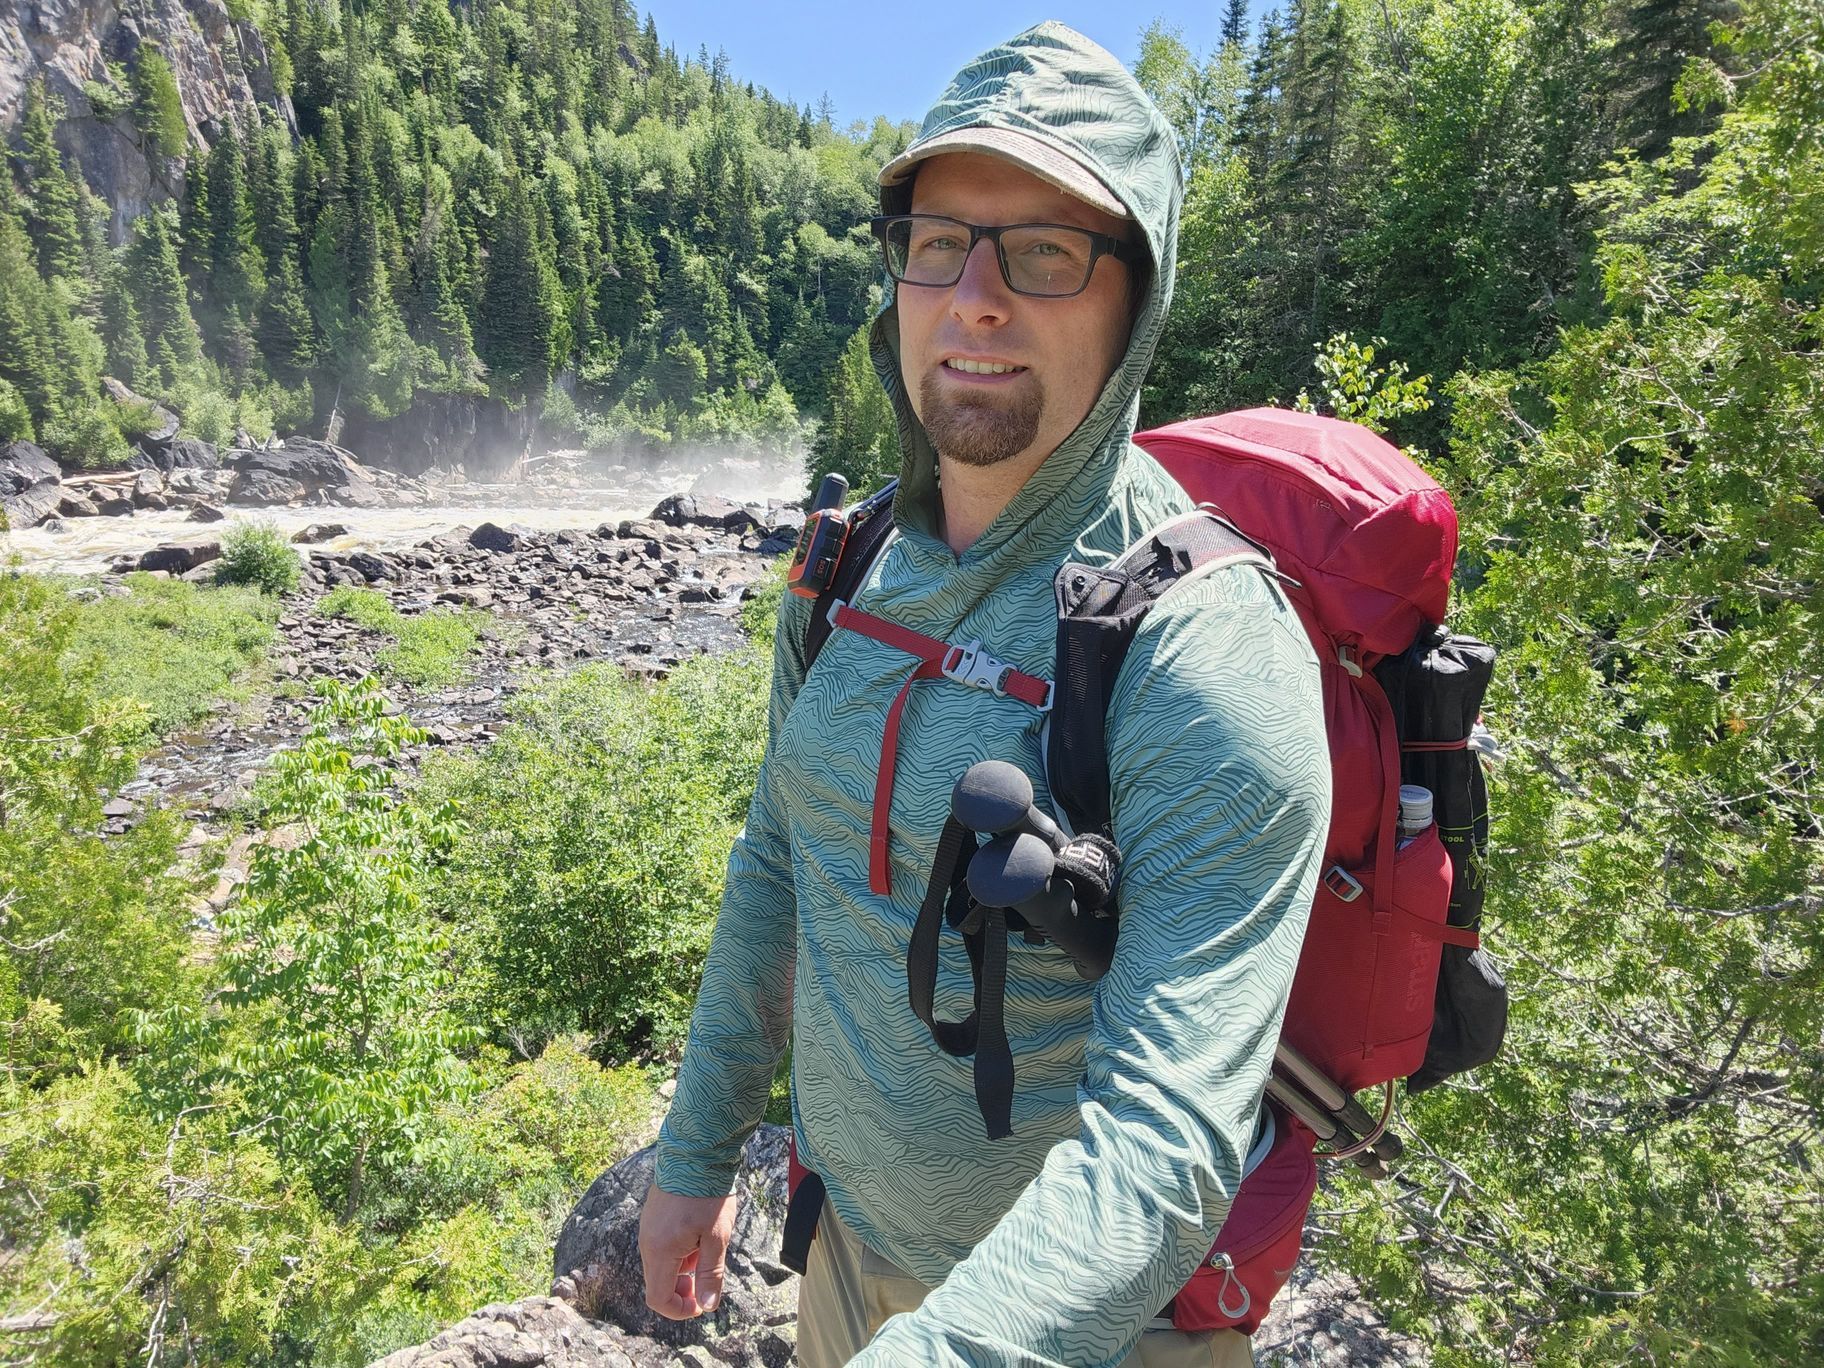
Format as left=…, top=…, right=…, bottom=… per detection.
left=293, top=523, right=350, bottom=544
left=1, top=441, right=62, bottom=530
left=136, top=539, right=223, bottom=574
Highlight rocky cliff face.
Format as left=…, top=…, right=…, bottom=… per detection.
left=0, top=0, right=294, bottom=241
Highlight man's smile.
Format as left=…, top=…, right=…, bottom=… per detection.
left=940, top=356, right=1030, bottom=380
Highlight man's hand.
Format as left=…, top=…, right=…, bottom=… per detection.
left=639, top=1185, right=738, bottom=1320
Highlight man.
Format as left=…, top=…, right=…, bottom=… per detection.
left=640, top=23, right=1329, bottom=1367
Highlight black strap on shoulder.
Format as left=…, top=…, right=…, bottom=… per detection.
left=1048, top=509, right=1274, bottom=837
left=804, top=480, right=899, bottom=670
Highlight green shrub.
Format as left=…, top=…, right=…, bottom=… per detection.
left=0, top=378, right=33, bottom=442
left=0, top=573, right=200, bottom=1064
left=68, top=573, right=279, bottom=733
left=316, top=587, right=490, bottom=687
left=419, top=649, right=769, bottom=1058
left=210, top=678, right=479, bottom=1219
left=0, top=1064, right=364, bottom=1366
left=40, top=401, right=129, bottom=469
left=216, top=519, right=302, bottom=595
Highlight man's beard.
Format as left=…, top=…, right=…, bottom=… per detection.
left=918, top=370, right=1045, bottom=468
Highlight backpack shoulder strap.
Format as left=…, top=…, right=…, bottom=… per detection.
left=803, top=480, right=899, bottom=670
left=1048, top=508, right=1274, bottom=837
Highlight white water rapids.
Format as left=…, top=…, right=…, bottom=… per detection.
left=4, top=447, right=809, bottom=576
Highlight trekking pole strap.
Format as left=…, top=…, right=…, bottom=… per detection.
left=906, top=815, right=1016, bottom=1138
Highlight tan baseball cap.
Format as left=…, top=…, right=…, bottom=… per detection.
left=877, top=125, right=1130, bottom=220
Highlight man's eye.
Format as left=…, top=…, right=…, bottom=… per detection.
left=914, top=235, right=965, bottom=254
left=1019, top=236, right=1083, bottom=262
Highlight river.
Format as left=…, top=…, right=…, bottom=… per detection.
left=3, top=446, right=809, bottom=576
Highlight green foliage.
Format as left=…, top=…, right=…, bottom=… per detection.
left=211, top=677, right=479, bottom=1219
left=40, top=400, right=130, bottom=469
left=420, top=650, right=769, bottom=1058
left=0, top=377, right=34, bottom=442
left=68, top=572, right=279, bottom=734
left=1314, top=1, right=1824, bottom=1358
left=216, top=517, right=303, bottom=595
left=131, top=47, right=188, bottom=159
left=806, top=319, right=897, bottom=496
left=315, top=587, right=490, bottom=687
left=1292, top=333, right=1433, bottom=433
left=0, top=1063, right=363, bottom=1367
left=0, top=573, right=196, bottom=1067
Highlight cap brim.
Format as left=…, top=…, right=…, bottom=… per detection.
left=878, top=127, right=1129, bottom=220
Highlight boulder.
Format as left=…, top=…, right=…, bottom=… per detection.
left=344, top=551, right=395, bottom=583
left=131, top=436, right=222, bottom=475
left=132, top=469, right=167, bottom=508
left=137, top=540, right=222, bottom=575
left=550, top=1127, right=796, bottom=1367
left=292, top=523, right=350, bottom=545
left=168, top=468, right=235, bottom=500
left=651, top=492, right=756, bottom=531
left=186, top=502, right=226, bottom=523
left=367, top=1299, right=639, bottom=1368
left=230, top=470, right=308, bottom=505
left=103, top=378, right=180, bottom=446
left=0, top=442, right=59, bottom=497
left=470, top=522, right=529, bottom=553
left=0, top=441, right=62, bottom=529
left=231, top=437, right=363, bottom=492
left=58, top=491, right=100, bottom=518
left=94, top=493, right=135, bottom=517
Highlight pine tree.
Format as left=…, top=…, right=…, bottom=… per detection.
left=130, top=47, right=188, bottom=160
left=125, top=206, right=203, bottom=382
left=476, top=172, right=561, bottom=388
left=15, top=81, right=88, bottom=285
left=807, top=322, right=896, bottom=496
left=99, top=262, right=150, bottom=386
left=1221, top=0, right=1251, bottom=50
left=200, top=124, right=267, bottom=338
left=1611, top=0, right=1737, bottom=160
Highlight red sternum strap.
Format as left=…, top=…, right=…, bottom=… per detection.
left=828, top=602, right=1053, bottom=895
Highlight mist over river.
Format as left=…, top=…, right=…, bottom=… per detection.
left=4, top=446, right=809, bottom=576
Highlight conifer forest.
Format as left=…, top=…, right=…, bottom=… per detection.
left=0, top=0, right=1820, bottom=1363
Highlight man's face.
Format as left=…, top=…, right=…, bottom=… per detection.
left=897, top=152, right=1135, bottom=471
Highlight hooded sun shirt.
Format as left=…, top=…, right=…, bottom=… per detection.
left=656, top=23, right=1330, bottom=1366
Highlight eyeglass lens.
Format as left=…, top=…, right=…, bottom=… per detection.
left=882, top=216, right=1096, bottom=297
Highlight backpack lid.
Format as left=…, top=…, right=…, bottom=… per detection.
left=1135, top=409, right=1456, bottom=658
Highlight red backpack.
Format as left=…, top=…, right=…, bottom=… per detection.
left=781, top=409, right=1504, bottom=1335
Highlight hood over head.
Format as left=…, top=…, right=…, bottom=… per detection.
left=869, top=22, right=1182, bottom=556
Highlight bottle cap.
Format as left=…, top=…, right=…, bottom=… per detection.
left=1398, top=784, right=1433, bottom=829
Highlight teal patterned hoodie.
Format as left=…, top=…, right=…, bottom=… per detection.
left=656, top=23, right=1330, bottom=1365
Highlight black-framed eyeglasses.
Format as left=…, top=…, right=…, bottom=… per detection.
left=869, top=214, right=1140, bottom=299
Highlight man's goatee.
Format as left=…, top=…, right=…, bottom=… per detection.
left=919, top=371, right=1045, bottom=468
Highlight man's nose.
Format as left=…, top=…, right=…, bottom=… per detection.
left=949, top=237, right=1012, bottom=324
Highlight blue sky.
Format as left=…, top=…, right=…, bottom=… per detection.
left=641, top=3, right=1274, bottom=129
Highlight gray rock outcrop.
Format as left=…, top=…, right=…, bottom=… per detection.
left=369, top=1299, right=640, bottom=1368
left=0, top=440, right=62, bottom=529
left=1, top=0, right=296, bottom=243
left=549, top=1127, right=796, bottom=1368
left=226, top=437, right=428, bottom=508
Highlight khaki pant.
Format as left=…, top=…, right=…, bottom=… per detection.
left=798, top=1200, right=1254, bottom=1368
